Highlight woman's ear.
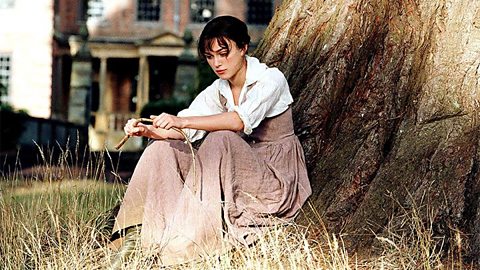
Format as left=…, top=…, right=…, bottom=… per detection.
left=241, top=45, right=248, bottom=56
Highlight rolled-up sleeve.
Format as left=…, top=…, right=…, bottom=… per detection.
left=177, top=82, right=224, bottom=142
left=234, top=69, right=293, bottom=135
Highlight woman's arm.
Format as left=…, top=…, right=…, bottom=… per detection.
left=124, top=111, right=244, bottom=140
left=123, top=119, right=184, bottom=140
left=151, top=111, right=244, bottom=133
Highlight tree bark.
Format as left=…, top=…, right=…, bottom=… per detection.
left=255, top=0, right=480, bottom=261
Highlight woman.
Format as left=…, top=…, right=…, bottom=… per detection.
left=110, top=15, right=311, bottom=266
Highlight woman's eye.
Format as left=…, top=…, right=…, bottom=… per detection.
left=205, top=55, right=213, bottom=59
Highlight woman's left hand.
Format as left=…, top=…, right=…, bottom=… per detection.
left=151, top=113, right=186, bottom=130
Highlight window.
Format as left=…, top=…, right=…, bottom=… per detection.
left=87, top=0, right=104, bottom=19
left=0, top=0, right=14, bottom=9
left=137, top=0, right=160, bottom=21
left=247, top=0, right=273, bottom=25
left=190, top=0, right=214, bottom=23
left=0, top=55, right=11, bottom=104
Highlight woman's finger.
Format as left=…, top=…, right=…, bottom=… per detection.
left=132, top=125, right=145, bottom=135
left=124, top=119, right=136, bottom=135
left=125, top=119, right=146, bottom=136
left=154, top=114, right=167, bottom=128
left=153, top=119, right=162, bottom=128
left=164, top=121, right=174, bottom=130
left=150, top=113, right=180, bottom=129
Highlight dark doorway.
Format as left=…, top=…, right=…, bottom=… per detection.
left=148, top=56, right=178, bottom=101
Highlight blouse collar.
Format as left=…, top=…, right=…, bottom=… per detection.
left=244, top=55, right=268, bottom=86
left=218, top=55, right=268, bottom=104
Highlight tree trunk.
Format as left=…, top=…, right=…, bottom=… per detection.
left=255, top=0, right=480, bottom=261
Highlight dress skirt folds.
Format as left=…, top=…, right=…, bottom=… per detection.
left=112, top=108, right=312, bottom=265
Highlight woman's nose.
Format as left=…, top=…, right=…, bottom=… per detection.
left=213, top=56, right=222, bottom=67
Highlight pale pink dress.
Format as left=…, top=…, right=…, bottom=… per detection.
left=112, top=57, right=311, bottom=265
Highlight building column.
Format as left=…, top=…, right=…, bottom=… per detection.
left=98, top=57, right=107, bottom=113
left=136, top=56, right=150, bottom=115
left=68, top=38, right=92, bottom=126
left=95, top=56, right=109, bottom=133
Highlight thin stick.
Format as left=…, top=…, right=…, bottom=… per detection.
left=114, top=135, right=130, bottom=150
left=114, top=118, right=198, bottom=194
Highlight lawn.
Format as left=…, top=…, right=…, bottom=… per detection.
left=0, top=161, right=467, bottom=269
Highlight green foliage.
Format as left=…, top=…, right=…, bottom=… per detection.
left=140, top=98, right=189, bottom=118
left=0, top=82, right=7, bottom=102
left=196, top=61, right=217, bottom=95
left=140, top=62, right=217, bottom=118
left=0, top=104, right=29, bottom=151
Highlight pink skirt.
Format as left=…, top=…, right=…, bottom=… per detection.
left=112, top=108, right=311, bottom=265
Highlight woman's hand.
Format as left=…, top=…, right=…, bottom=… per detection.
left=151, top=113, right=186, bottom=130
left=125, top=112, right=243, bottom=140
left=123, top=116, right=185, bottom=140
left=124, top=118, right=149, bottom=137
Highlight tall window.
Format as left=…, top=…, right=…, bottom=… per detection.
left=247, top=0, right=273, bottom=25
left=137, top=0, right=161, bottom=21
left=0, top=55, right=11, bottom=105
left=0, top=0, right=14, bottom=9
left=87, top=0, right=104, bottom=19
left=190, top=0, right=214, bottom=23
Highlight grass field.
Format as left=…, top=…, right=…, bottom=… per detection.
left=0, top=148, right=470, bottom=269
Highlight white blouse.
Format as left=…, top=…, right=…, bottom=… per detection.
left=177, top=56, right=293, bottom=142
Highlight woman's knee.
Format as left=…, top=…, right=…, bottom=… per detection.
left=143, top=139, right=189, bottom=155
left=198, top=131, right=243, bottom=154
left=203, top=130, right=240, bottom=143
left=144, top=139, right=169, bottom=152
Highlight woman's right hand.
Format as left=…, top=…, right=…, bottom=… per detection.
left=124, top=118, right=149, bottom=137
left=124, top=117, right=184, bottom=140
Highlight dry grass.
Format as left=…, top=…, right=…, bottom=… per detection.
left=0, top=144, right=471, bottom=269
left=0, top=179, right=124, bottom=269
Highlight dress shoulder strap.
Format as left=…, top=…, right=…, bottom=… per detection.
left=219, top=91, right=227, bottom=111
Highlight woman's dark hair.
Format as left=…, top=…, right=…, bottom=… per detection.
left=198, top=16, right=251, bottom=60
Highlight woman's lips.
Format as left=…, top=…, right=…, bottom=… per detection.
left=216, top=69, right=226, bottom=75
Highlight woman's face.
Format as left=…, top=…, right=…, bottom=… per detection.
left=204, top=38, right=247, bottom=82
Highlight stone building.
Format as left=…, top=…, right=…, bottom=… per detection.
left=0, top=0, right=282, bottom=151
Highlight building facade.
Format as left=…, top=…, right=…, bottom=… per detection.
left=1, top=0, right=282, bottom=151
left=0, top=0, right=54, bottom=118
